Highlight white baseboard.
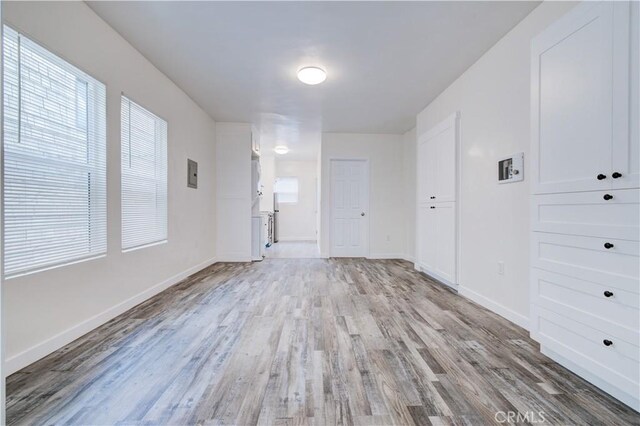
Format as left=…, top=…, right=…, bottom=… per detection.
left=4, top=257, right=218, bottom=376
left=541, top=346, right=640, bottom=412
left=368, top=253, right=405, bottom=260
left=458, top=285, right=529, bottom=330
left=216, top=254, right=252, bottom=262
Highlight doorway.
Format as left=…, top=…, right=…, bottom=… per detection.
left=264, top=160, right=320, bottom=259
left=329, top=159, right=369, bottom=257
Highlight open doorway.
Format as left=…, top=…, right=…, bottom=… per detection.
left=261, top=158, right=320, bottom=259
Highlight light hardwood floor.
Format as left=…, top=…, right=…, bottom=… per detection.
left=6, top=259, right=639, bottom=425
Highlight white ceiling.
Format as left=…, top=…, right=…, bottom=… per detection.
left=88, top=1, right=539, bottom=160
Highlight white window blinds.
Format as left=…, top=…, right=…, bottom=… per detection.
left=121, top=96, right=168, bottom=250
left=274, top=177, right=299, bottom=203
left=2, top=26, right=107, bottom=277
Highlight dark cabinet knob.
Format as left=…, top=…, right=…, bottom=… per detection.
left=597, top=174, right=607, bottom=180
left=604, top=242, right=614, bottom=249
left=612, top=172, right=622, bottom=179
left=604, top=291, right=614, bottom=297
left=603, top=194, right=613, bottom=200
left=603, top=339, right=613, bottom=347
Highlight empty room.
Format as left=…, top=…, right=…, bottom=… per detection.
left=0, top=1, right=639, bottom=425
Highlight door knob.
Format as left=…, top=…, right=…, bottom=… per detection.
left=361, top=212, right=365, bottom=216
left=603, top=194, right=613, bottom=201
left=603, top=339, right=613, bottom=347
left=604, top=291, right=614, bottom=298
left=597, top=173, right=607, bottom=180
left=604, top=242, right=614, bottom=249
left=612, top=172, right=622, bottom=179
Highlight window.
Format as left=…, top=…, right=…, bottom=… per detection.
left=121, top=96, right=167, bottom=250
left=274, top=177, right=298, bottom=203
left=2, top=27, right=107, bottom=277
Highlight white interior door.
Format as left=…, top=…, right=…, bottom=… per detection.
left=330, top=159, right=369, bottom=257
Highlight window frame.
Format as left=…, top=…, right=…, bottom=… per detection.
left=2, top=25, right=107, bottom=278
left=274, top=176, right=299, bottom=204
left=120, top=95, right=168, bottom=252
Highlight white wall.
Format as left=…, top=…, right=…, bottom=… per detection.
left=259, top=155, right=275, bottom=212
left=320, top=133, right=405, bottom=258
left=415, top=1, right=577, bottom=327
left=3, top=1, right=217, bottom=374
left=402, top=128, right=416, bottom=262
left=275, top=160, right=318, bottom=241
left=216, top=123, right=252, bottom=261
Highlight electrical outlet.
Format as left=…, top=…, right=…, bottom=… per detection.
left=497, top=261, right=505, bottom=275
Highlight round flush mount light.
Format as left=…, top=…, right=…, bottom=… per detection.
left=274, top=145, right=289, bottom=155
left=297, top=67, right=327, bottom=85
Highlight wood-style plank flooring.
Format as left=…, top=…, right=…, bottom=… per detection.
left=7, top=259, right=639, bottom=425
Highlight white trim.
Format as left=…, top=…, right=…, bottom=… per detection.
left=4, top=257, right=218, bottom=376
left=402, top=254, right=415, bottom=263
left=458, top=285, right=529, bottom=330
left=416, top=265, right=458, bottom=291
left=541, top=346, right=639, bottom=412
left=367, top=253, right=405, bottom=260
left=216, top=254, right=252, bottom=262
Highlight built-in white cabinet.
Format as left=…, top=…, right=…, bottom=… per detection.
left=530, top=1, right=639, bottom=411
left=418, top=116, right=457, bottom=203
left=416, top=113, right=459, bottom=288
left=531, top=1, right=638, bottom=194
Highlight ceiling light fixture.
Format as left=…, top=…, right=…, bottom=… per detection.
left=297, top=67, right=327, bottom=85
left=274, top=145, right=289, bottom=155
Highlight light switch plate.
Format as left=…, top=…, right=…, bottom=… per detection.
left=498, top=152, right=524, bottom=184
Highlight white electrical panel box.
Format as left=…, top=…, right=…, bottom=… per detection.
left=498, top=152, right=524, bottom=184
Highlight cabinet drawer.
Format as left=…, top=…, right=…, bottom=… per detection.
left=532, top=232, right=639, bottom=290
left=532, top=269, right=639, bottom=332
left=532, top=189, right=639, bottom=240
left=533, top=307, right=639, bottom=398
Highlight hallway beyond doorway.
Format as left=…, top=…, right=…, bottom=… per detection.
left=265, top=241, right=320, bottom=259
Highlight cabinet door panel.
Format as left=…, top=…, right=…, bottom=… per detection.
left=417, top=137, right=435, bottom=203
left=612, top=2, right=638, bottom=190
left=434, top=202, right=456, bottom=283
left=434, top=125, right=456, bottom=203
left=418, top=205, right=436, bottom=271
left=532, top=2, right=624, bottom=194
left=417, top=138, right=426, bottom=203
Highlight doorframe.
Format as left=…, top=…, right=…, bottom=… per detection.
left=328, top=158, right=370, bottom=258
left=414, top=112, right=461, bottom=290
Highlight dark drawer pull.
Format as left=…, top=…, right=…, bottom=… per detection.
left=612, top=172, right=622, bottom=179
left=603, top=194, right=613, bottom=201
left=604, top=242, right=614, bottom=249
left=604, top=291, right=614, bottom=298
left=603, top=339, right=613, bottom=347
left=597, top=173, right=607, bottom=180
